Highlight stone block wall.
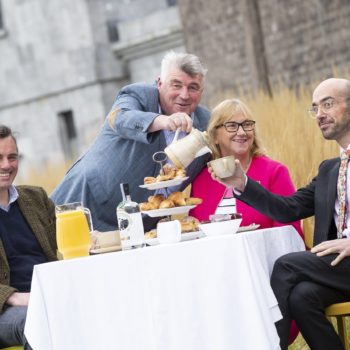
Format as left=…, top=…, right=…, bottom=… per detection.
left=178, top=0, right=350, bottom=105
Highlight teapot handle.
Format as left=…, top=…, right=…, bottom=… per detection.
left=172, top=128, right=181, bottom=143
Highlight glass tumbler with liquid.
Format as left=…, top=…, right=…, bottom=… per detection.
left=117, top=183, right=145, bottom=250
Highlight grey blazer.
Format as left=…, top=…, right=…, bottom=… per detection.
left=51, top=82, right=211, bottom=231
left=239, top=157, right=340, bottom=246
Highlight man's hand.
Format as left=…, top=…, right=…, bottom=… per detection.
left=311, top=238, right=350, bottom=266
left=6, top=292, right=30, bottom=306
left=149, top=113, right=193, bottom=133
left=208, top=159, right=247, bottom=191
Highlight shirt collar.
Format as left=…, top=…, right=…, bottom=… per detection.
left=340, top=145, right=350, bottom=155
left=0, top=185, right=19, bottom=212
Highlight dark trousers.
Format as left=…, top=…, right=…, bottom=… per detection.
left=271, top=251, right=350, bottom=350
left=0, top=305, right=33, bottom=350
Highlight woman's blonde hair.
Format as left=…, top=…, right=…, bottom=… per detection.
left=207, top=99, right=266, bottom=159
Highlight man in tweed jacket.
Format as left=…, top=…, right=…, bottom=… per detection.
left=0, top=125, right=57, bottom=349
left=51, top=51, right=211, bottom=232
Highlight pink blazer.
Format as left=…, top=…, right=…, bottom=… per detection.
left=190, top=155, right=303, bottom=239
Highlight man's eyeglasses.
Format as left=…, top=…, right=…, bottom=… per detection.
left=308, top=98, right=337, bottom=118
left=215, top=120, right=256, bottom=133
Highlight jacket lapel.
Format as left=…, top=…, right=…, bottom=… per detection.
left=17, top=188, right=57, bottom=261
left=324, top=159, right=340, bottom=241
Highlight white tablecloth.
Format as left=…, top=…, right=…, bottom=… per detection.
left=25, top=225, right=305, bottom=350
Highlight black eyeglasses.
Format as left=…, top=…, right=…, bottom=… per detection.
left=215, top=120, right=256, bottom=133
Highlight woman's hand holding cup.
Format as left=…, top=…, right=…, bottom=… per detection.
left=208, top=156, right=247, bottom=192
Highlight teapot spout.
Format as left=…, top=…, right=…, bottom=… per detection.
left=195, top=146, right=212, bottom=158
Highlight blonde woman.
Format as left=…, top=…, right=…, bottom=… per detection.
left=190, top=99, right=302, bottom=344
left=190, top=98, right=303, bottom=238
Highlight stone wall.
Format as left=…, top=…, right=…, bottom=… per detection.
left=178, top=0, right=350, bottom=105
left=0, top=0, right=183, bottom=174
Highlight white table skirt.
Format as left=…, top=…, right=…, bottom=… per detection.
left=25, top=225, right=305, bottom=350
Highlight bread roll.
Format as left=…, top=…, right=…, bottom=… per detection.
left=159, top=199, right=175, bottom=209
left=168, top=191, right=186, bottom=206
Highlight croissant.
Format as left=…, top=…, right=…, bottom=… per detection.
left=144, top=230, right=157, bottom=239
left=175, top=169, right=187, bottom=178
left=168, top=191, right=186, bottom=206
left=159, top=199, right=175, bottom=209
left=162, top=164, right=177, bottom=178
left=180, top=216, right=200, bottom=232
left=148, top=194, right=165, bottom=208
left=156, top=174, right=173, bottom=182
left=185, top=197, right=203, bottom=206
left=144, top=176, right=156, bottom=184
left=139, top=202, right=158, bottom=211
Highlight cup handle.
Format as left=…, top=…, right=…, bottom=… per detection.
left=175, top=220, right=182, bottom=234
left=83, top=207, right=94, bottom=232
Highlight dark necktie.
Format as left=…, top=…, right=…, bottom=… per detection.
left=337, top=150, right=350, bottom=238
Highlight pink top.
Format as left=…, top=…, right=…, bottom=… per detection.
left=190, top=155, right=304, bottom=239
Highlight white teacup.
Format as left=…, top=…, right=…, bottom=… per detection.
left=157, top=220, right=181, bottom=244
left=209, top=156, right=236, bottom=179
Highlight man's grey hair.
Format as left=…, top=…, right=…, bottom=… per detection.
left=160, top=51, right=207, bottom=81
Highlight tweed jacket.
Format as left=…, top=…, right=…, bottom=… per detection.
left=0, top=185, right=57, bottom=313
left=239, top=157, right=340, bottom=246
left=51, top=82, right=211, bottom=232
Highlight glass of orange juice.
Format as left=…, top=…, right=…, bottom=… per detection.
left=55, top=202, right=93, bottom=259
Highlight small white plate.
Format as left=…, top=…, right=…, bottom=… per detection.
left=141, top=205, right=196, bottom=217
left=236, top=224, right=260, bottom=233
left=139, top=177, right=189, bottom=190
left=145, top=230, right=204, bottom=246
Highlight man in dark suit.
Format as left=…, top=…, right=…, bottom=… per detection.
left=0, top=125, right=57, bottom=349
left=51, top=51, right=211, bottom=232
left=209, top=78, right=350, bottom=350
